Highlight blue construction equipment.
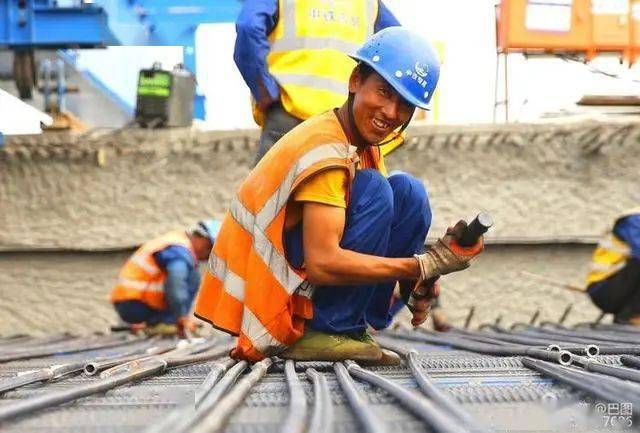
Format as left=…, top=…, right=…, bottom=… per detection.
left=0, top=0, right=116, bottom=98
left=1, top=0, right=242, bottom=118
left=97, top=0, right=243, bottom=118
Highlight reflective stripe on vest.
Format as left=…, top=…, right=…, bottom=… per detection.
left=196, top=137, right=362, bottom=360
left=264, top=0, right=378, bottom=121
left=111, top=231, right=195, bottom=310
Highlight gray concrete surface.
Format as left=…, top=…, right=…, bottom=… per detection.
left=0, top=244, right=600, bottom=335
left=1, top=121, right=638, bottom=251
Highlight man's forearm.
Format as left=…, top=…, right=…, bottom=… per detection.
left=305, top=247, right=420, bottom=286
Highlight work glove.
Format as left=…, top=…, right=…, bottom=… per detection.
left=414, top=220, right=484, bottom=281
left=399, top=279, right=440, bottom=327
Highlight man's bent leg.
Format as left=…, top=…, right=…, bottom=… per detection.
left=114, top=300, right=157, bottom=324
left=366, top=172, right=432, bottom=330
left=285, top=169, right=394, bottom=334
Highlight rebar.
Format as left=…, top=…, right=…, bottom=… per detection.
left=522, top=358, right=640, bottom=407
left=389, top=330, right=573, bottom=365
left=0, top=334, right=141, bottom=363
left=620, top=355, right=640, bottom=369
left=190, top=358, right=272, bottom=433
left=406, top=350, right=491, bottom=429
left=83, top=336, right=169, bottom=375
left=452, top=328, right=599, bottom=357
left=0, top=339, right=230, bottom=423
left=334, top=362, right=387, bottom=433
left=144, top=357, right=240, bottom=433
left=570, top=355, right=640, bottom=383
left=306, top=368, right=333, bottom=433
left=345, top=361, right=468, bottom=433
left=281, top=360, right=308, bottom=433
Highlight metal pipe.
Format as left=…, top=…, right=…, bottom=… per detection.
left=306, top=368, right=333, bottom=433
left=569, top=355, right=640, bottom=383
left=0, top=358, right=167, bottom=422
left=196, top=358, right=237, bottom=406
left=280, top=360, right=307, bottom=433
left=99, top=338, right=223, bottom=379
left=621, top=355, right=640, bottom=369
left=534, top=325, right=640, bottom=345
left=392, top=330, right=573, bottom=365
left=0, top=361, right=85, bottom=394
left=0, top=333, right=75, bottom=352
left=522, top=358, right=640, bottom=407
left=334, top=362, right=387, bottom=433
left=0, top=335, right=140, bottom=363
left=406, top=351, right=482, bottom=429
left=190, top=358, right=272, bottom=433
left=345, top=361, right=468, bottom=433
left=145, top=357, right=241, bottom=433
left=84, top=339, right=175, bottom=376
left=451, top=328, right=599, bottom=357
left=0, top=340, right=230, bottom=423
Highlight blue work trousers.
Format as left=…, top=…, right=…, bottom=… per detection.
left=285, top=169, right=431, bottom=334
left=114, top=301, right=179, bottom=325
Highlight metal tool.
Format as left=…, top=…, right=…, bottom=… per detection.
left=409, top=212, right=493, bottom=309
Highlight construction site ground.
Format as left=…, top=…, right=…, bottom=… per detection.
left=1, top=326, right=639, bottom=433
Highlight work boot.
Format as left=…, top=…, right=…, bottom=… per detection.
left=280, top=330, right=382, bottom=362
left=353, top=331, right=402, bottom=366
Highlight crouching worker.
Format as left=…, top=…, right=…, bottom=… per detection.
left=586, top=207, right=640, bottom=325
left=194, top=28, right=484, bottom=364
left=111, top=220, right=220, bottom=338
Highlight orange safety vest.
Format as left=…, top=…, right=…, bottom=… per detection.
left=195, top=111, right=385, bottom=361
left=111, top=230, right=196, bottom=310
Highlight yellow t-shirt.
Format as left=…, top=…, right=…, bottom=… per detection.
left=284, top=146, right=388, bottom=230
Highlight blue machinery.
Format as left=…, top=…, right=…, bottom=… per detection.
left=0, top=0, right=244, bottom=118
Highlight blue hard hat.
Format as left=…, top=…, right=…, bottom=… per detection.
left=351, top=27, right=440, bottom=110
left=194, top=219, right=221, bottom=243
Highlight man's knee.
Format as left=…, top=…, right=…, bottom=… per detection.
left=388, top=172, right=431, bottom=223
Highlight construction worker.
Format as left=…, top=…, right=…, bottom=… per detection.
left=586, top=208, right=640, bottom=325
left=234, top=0, right=400, bottom=164
left=195, top=28, right=484, bottom=364
left=111, top=220, right=220, bottom=337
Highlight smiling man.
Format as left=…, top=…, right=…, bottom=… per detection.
left=195, top=27, right=484, bottom=365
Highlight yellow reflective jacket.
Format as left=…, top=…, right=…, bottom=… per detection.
left=254, top=0, right=378, bottom=124
left=587, top=207, right=640, bottom=284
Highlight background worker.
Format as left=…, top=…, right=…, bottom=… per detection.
left=111, top=220, right=220, bottom=338
left=195, top=28, right=484, bottom=365
left=233, top=0, right=400, bottom=164
left=586, top=208, right=640, bottom=325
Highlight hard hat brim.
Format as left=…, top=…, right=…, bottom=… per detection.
left=350, top=55, right=431, bottom=111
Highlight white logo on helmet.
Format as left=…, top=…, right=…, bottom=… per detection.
left=415, top=61, right=429, bottom=77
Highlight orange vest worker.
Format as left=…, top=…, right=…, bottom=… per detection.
left=195, top=111, right=384, bottom=361
left=111, top=231, right=196, bottom=310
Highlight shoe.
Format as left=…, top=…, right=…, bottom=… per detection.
left=280, top=330, right=382, bottom=362
left=144, top=323, right=178, bottom=336
left=359, top=349, right=402, bottom=367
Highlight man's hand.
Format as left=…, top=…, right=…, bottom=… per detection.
left=400, top=279, right=440, bottom=327
left=414, top=220, right=484, bottom=281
